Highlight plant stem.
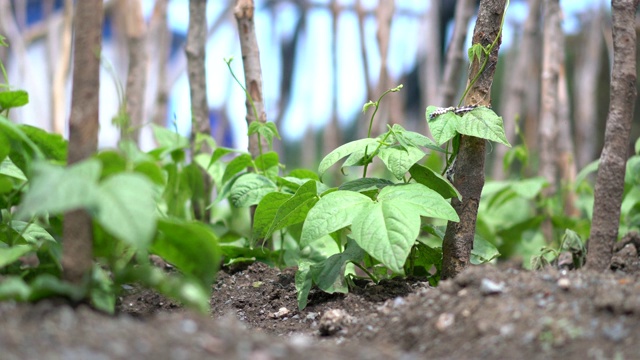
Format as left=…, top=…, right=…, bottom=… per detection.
left=350, top=261, right=379, bottom=283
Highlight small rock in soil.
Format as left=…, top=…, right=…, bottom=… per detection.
left=319, top=309, right=354, bottom=336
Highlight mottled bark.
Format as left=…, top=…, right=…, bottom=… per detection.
left=124, top=0, right=147, bottom=143
left=441, top=0, right=506, bottom=280
left=373, top=0, right=394, bottom=135
left=186, top=0, right=212, bottom=223
left=52, top=0, right=73, bottom=135
left=492, top=0, right=541, bottom=179
left=557, top=60, right=579, bottom=217
left=538, top=0, right=562, bottom=195
left=437, top=0, right=475, bottom=107
left=62, top=0, right=104, bottom=284
left=586, top=0, right=638, bottom=271
left=423, top=1, right=441, bottom=108
left=234, top=0, right=268, bottom=158
left=323, top=0, right=341, bottom=160
left=575, top=11, right=604, bottom=169
left=149, top=0, right=171, bottom=128
left=356, top=0, right=373, bottom=105
left=186, top=0, right=211, bottom=146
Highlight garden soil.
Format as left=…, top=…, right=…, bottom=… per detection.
left=1, top=236, right=640, bottom=360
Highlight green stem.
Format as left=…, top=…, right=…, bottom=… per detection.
left=362, top=131, right=393, bottom=178
left=457, top=0, right=509, bottom=107
left=351, top=261, right=379, bottom=283
left=225, top=59, right=263, bottom=160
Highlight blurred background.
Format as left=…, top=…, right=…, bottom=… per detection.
left=1, top=0, right=638, bottom=179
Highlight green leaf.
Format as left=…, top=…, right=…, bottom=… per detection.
left=266, top=180, right=319, bottom=237
left=378, top=145, right=425, bottom=179
left=95, top=150, right=126, bottom=180
left=152, top=124, right=189, bottom=150
left=254, top=151, right=280, bottom=172
left=253, top=192, right=292, bottom=239
left=28, top=274, right=86, bottom=301
left=0, top=131, right=9, bottom=162
left=362, top=100, right=376, bottom=113
left=96, top=173, right=157, bottom=248
left=393, top=126, right=444, bottom=153
left=457, top=108, right=511, bottom=146
left=229, top=173, right=277, bottom=207
left=0, top=90, right=29, bottom=110
left=0, top=276, right=30, bottom=301
left=17, top=160, right=102, bottom=219
left=300, top=190, right=373, bottom=247
left=222, top=153, right=252, bottom=185
left=311, top=238, right=364, bottom=293
left=339, top=178, right=394, bottom=192
left=152, top=218, right=221, bottom=285
left=18, top=125, right=67, bottom=162
left=90, top=265, right=116, bottom=313
left=133, top=161, right=166, bottom=186
left=409, top=164, right=460, bottom=199
left=351, top=200, right=418, bottom=274
left=411, top=242, right=442, bottom=270
left=427, top=106, right=459, bottom=145
left=0, top=176, right=12, bottom=194
left=0, top=244, right=32, bottom=268
left=318, top=138, right=379, bottom=176
left=470, top=234, right=500, bottom=264
left=468, top=43, right=485, bottom=62
left=295, top=261, right=313, bottom=310
left=288, top=169, right=320, bottom=181
left=10, top=221, right=55, bottom=245
left=0, top=157, right=26, bottom=181
left=378, top=183, right=459, bottom=222
left=207, top=147, right=238, bottom=169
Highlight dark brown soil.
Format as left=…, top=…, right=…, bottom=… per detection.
left=1, top=241, right=640, bottom=359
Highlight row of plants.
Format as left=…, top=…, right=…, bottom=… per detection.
left=2, top=27, right=639, bottom=313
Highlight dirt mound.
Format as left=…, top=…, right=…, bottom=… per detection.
left=2, top=254, right=640, bottom=359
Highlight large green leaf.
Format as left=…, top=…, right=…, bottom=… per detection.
left=96, top=173, right=157, bottom=248
left=0, top=157, right=26, bottom=181
left=318, top=138, right=379, bottom=176
left=409, top=164, right=460, bottom=199
left=222, top=153, right=252, bottom=185
left=338, top=178, right=394, bottom=192
left=254, top=151, right=280, bottom=172
left=300, top=190, right=372, bottom=247
left=253, top=192, right=292, bottom=239
left=10, top=221, right=55, bottom=245
left=229, top=173, right=277, bottom=207
left=310, top=238, right=364, bottom=293
left=427, top=106, right=459, bottom=145
left=0, top=276, right=30, bottom=301
left=295, top=261, right=313, bottom=310
left=17, top=160, right=102, bottom=219
left=392, top=125, right=443, bottom=153
left=0, top=90, right=28, bottom=110
left=18, top=125, right=67, bottom=163
left=152, top=218, right=221, bottom=285
left=266, top=180, right=319, bottom=237
left=377, top=183, right=459, bottom=222
left=0, top=244, right=32, bottom=268
left=457, top=108, right=511, bottom=146
left=378, top=145, right=425, bottom=179
left=351, top=200, right=419, bottom=274
left=151, top=124, right=189, bottom=151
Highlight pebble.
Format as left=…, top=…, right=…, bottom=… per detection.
left=435, top=313, right=455, bottom=331
left=480, top=278, right=505, bottom=295
left=557, top=277, right=571, bottom=290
